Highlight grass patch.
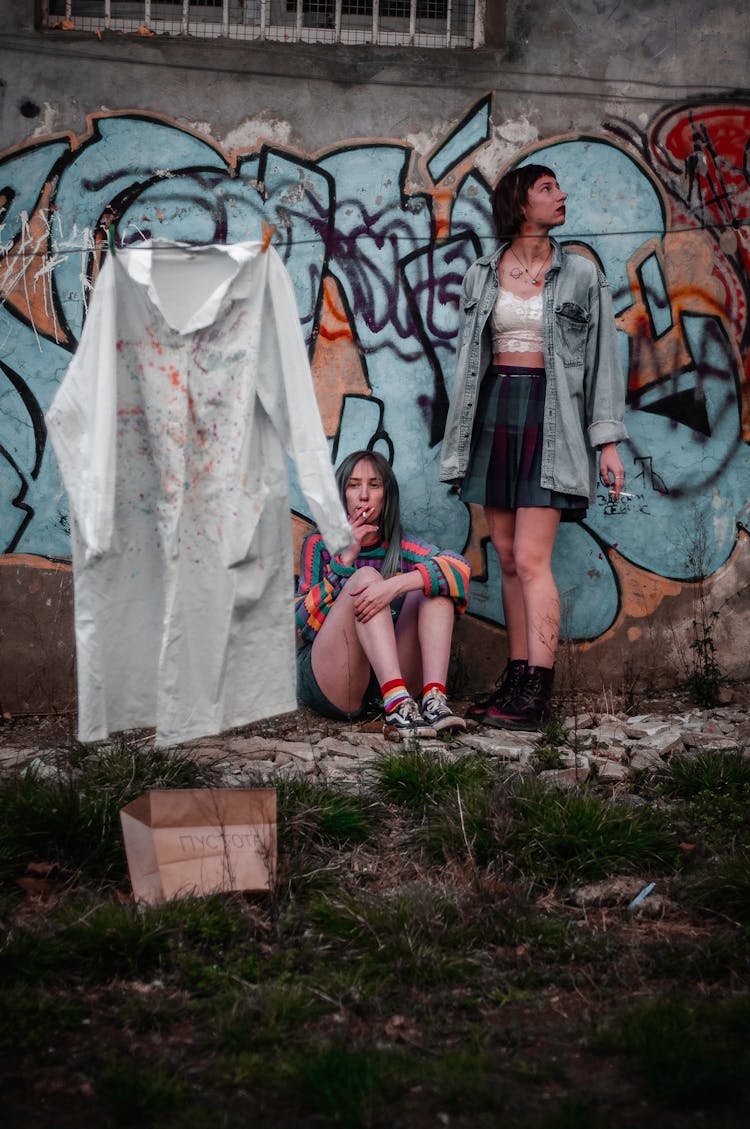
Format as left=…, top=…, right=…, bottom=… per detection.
left=681, top=850, right=750, bottom=924
left=0, top=897, right=174, bottom=984
left=595, top=994, right=750, bottom=1106
left=294, top=1043, right=406, bottom=1127
left=665, top=749, right=750, bottom=798
left=97, top=1055, right=192, bottom=1126
left=649, top=750, right=750, bottom=853
left=0, top=740, right=222, bottom=887
left=2, top=712, right=749, bottom=1128
left=0, top=983, right=88, bottom=1052
left=373, top=746, right=494, bottom=810
left=306, top=886, right=481, bottom=990
left=277, top=778, right=373, bottom=845
left=509, top=777, right=675, bottom=883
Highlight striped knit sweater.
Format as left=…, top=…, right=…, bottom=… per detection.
left=295, top=533, right=471, bottom=644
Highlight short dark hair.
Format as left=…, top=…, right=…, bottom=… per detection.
left=335, top=449, right=403, bottom=577
left=491, top=163, right=557, bottom=238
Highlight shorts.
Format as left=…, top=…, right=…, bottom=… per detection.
left=461, top=364, right=587, bottom=521
left=296, top=641, right=380, bottom=721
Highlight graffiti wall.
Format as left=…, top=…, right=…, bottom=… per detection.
left=1, top=96, right=749, bottom=653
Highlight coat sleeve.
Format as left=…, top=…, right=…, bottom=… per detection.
left=398, top=535, right=471, bottom=612
left=294, top=531, right=356, bottom=642
left=262, top=248, right=351, bottom=557
left=44, top=257, right=120, bottom=561
left=584, top=269, right=629, bottom=449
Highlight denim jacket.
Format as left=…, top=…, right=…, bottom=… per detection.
left=439, top=239, right=628, bottom=501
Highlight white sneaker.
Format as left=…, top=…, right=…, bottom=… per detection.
left=383, top=696, right=437, bottom=740
left=420, top=690, right=467, bottom=733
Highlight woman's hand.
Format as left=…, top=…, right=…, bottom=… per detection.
left=599, top=443, right=626, bottom=500
left=337, top=506, right=379, bottom=567
left=350, top=575, right=396, bottom=623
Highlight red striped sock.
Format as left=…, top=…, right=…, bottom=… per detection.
left=422, top=682, right=446, bottom=699
left=381, top=679, right=410, bottom=713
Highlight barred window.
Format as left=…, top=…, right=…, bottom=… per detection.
left=41, top=2, right=479, bottom=47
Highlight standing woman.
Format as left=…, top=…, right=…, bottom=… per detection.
left=296, top=449, right=471, bottom=738
left=440, top=164, right=628, bottom=729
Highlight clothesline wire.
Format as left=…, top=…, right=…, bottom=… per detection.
left=2, top=216, right=750, bottom=259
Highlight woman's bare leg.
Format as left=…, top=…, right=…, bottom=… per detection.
left=310, top=567, right=402, bottom=713
left=394, top=591, right=456, bottom=696
left=512, top=507, right=561, bottom=667
left=485, top=505, right=561, bottom=667
left=485, top=506, right=528, bottom=660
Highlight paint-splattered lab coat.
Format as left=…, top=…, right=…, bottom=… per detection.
left=46, top=241, right=351, bottom=746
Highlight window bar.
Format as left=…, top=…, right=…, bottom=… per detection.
left=446, top=0, right=453, bottom=47
left=409, top=0, right=416, bottom=44
left=372, top=0, right=379, bottom=46
left=334, top=0, right=342, bottom=40
left=182, top=0, right=190, bottom=34
left=222, top=0, right=229, bottom=35
left=295, top=0, right=303, bottom=39
left=143, top=1, right=151, bottom=30
left=260, top=0, right=267, bottom=39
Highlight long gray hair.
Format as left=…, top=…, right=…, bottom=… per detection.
left=335, top=449, right=403, bottom=578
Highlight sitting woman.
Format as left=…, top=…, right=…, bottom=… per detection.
left=295, top=449, right=471, bottom=738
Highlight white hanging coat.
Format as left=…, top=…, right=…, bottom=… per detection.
left=46, top=241, right=350, bottom=746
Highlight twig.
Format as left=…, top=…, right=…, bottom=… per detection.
left=455, top=784, right=475, bottom=866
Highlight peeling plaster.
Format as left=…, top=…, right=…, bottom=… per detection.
left=222, top=116, right=294, bottom=152
left=29, top=102, right=65, bottom=138
left=475, top=117, right=540, bottom=182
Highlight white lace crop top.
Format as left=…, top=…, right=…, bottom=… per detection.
left=490, top=289, right=544, bottom=353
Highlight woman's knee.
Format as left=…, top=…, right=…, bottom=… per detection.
left=514, top=548, right=553, bottom=586
left=342, top=565, right=379, bottom=591
left=492, top=539, right=518, bottom=578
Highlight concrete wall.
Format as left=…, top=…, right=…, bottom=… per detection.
left=2, top=1, right=749, bottom=713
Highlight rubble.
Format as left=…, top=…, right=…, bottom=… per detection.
left=1, top=697, right=747, bottom=790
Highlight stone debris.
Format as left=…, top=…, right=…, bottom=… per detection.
left=1, top=698, right=748, bottom=791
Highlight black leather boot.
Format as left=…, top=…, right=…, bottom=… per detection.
left=465, top=659, right=528, bottom=722
left=483, top=665, right=555, bottom=731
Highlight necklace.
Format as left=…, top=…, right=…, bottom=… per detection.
left=508, top=244, right=552, bottom=286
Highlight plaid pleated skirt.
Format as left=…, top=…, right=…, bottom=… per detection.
left=461, top=364, right=586, bottom=519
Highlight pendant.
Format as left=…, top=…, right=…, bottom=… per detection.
left=531, top=278, right=540, bottom=286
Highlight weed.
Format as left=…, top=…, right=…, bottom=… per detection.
left=295, top=1043, right=404, bottom=1127
left=509, top=777, right=675, bottom=883
left=538, top=719, right=567, bottom=748
left=373, top=746, right=494, bottom=810
left=0, top=984, right=87, bottom=1051
left=97, top=1055, right=190, bottom=1123
left=532, top=744, right=566, bottom=771
left=680, top=508, right=724, bottom=706
left=595, top=994, right=750, bottom=1105
left=666, top=748, right=750, bottom=797
left=644, top=926, right=750, bottom=984
left=0, top=740, right=222, bottom=886
left=655, top=750, right=750, bottom=853
left=218, top=981, right=331, bottom=1053
left=0, top=898, right=173, bottom=983
left=682, top=850, right=750, bottom=924
left=277, top=778, right=373, bottom=844
left=426, top=1047, right=506, bottom=1112
left=306, top=886, right=480, bottom=989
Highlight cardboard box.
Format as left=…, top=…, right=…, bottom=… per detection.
left=120, top=788, right=276, bottom=904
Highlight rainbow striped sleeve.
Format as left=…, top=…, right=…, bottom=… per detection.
left=400, top=535, right=471, bottom=613
left=294, top=532, right=355, bottom=642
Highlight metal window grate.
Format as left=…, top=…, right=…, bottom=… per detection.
left=42, top=1, right=478, bottom=47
